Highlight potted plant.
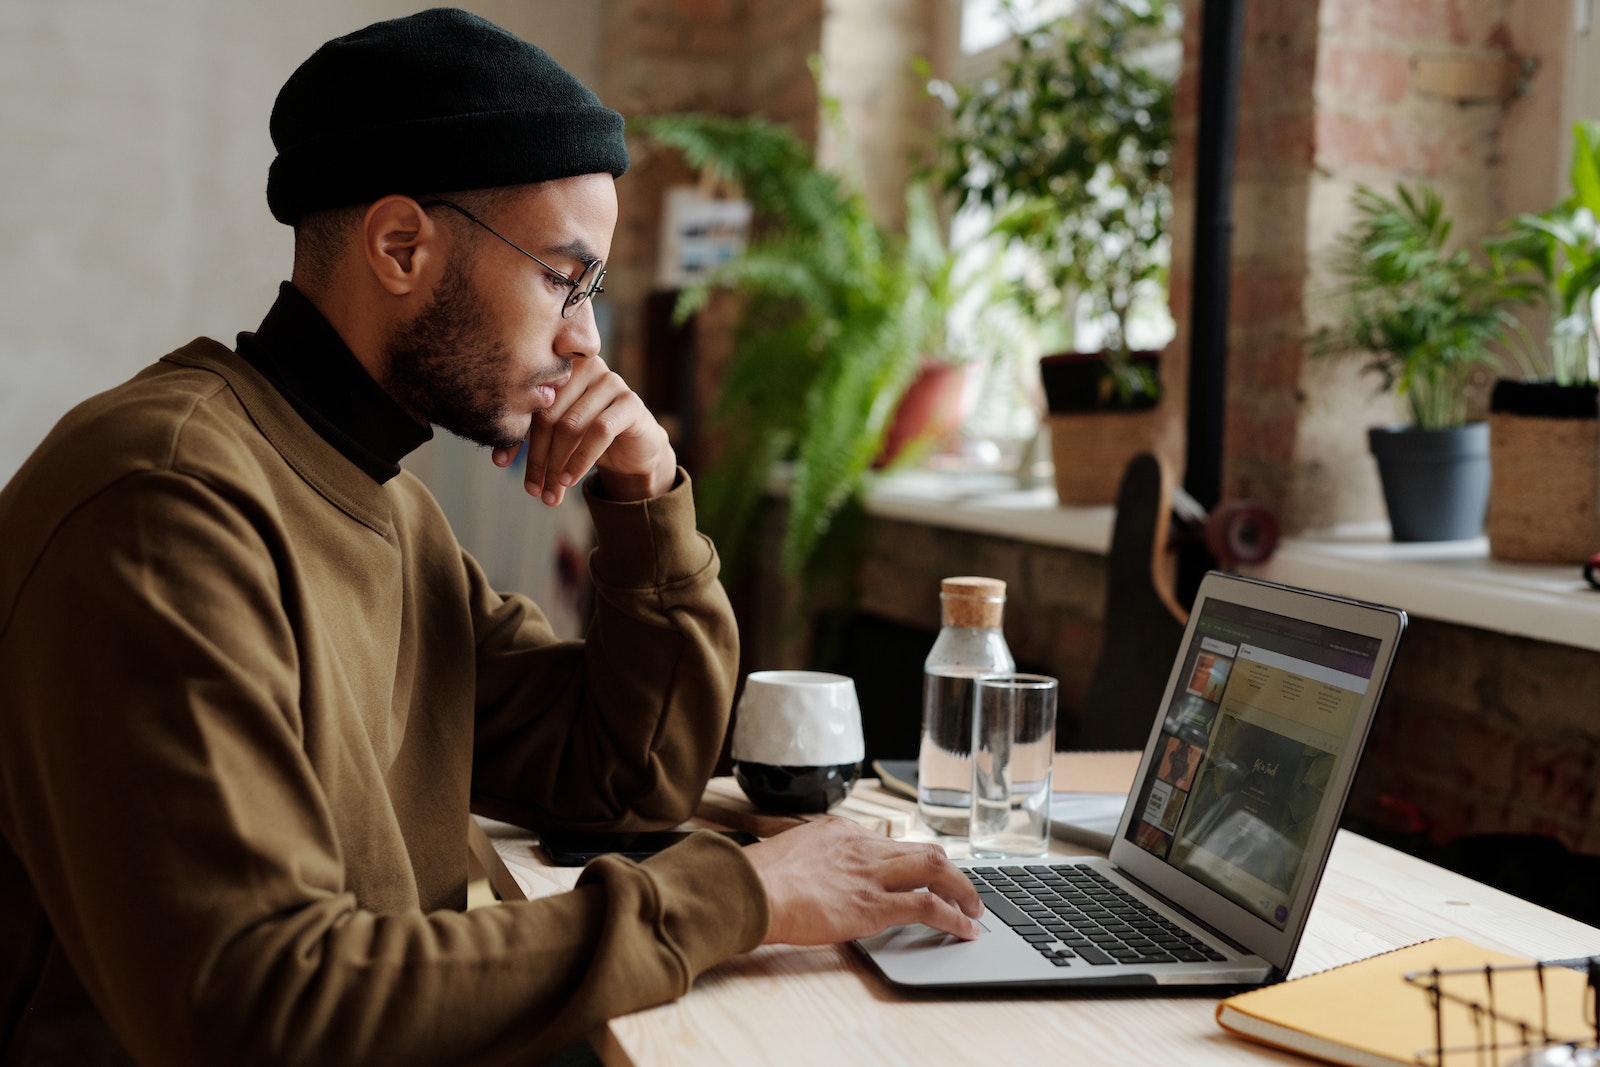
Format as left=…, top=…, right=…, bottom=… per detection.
left=1483, top=120, right=1600, bottom=563
left=1317, top=184, right=1526, bottom=542
left=923, top=0, right=1179, bottom=504
left=633, top=110, right=990, bottom=605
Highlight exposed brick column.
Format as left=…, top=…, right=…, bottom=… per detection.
left=596, top=0, right=822, bottom=469
left=1291, top=0, right=1536, bottom=531
left=1165, top=2, right=1326, bottom=526
left=1174, top=0, right=1559, bottom=533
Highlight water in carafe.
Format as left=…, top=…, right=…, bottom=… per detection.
left=917, top=577, right=1013, bottom=836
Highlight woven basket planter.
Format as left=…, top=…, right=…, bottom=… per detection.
left=1486, top=381, right=1600, bottom=563
left=1040, top=351, right=1168, bottom=506
left=1048, top=408, right=1170, bottom=505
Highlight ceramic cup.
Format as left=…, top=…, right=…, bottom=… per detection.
left=731, top=670, right=864, bottom=814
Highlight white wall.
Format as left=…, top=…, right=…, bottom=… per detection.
left=1, top=1, right=604, bottom=628
left=0, top=0, right=600, bottom=486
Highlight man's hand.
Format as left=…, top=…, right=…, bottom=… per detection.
left=742, top=819, right=984, bottom=945
left=491, top=355, right=677, bottom=504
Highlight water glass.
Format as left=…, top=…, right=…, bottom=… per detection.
left=969, top=673, right=1058, bottom=857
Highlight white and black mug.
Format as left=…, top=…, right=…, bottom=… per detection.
left=731, top=670, right=864, bottom=814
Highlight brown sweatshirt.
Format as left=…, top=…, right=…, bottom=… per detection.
left=0, top=338, right=766, bottom=1065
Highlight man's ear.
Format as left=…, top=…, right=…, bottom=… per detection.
left=362, top=195, right=441, bottom=296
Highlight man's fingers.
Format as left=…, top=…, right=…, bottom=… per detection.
left=524, top=366, right=634, bottom=503
left=889, top=888, right=983, bottom=941
left=549, top=395, right=630, bottom=487
left=746, top=820, right=992, bottom=945
left=877, top=845, right=984, bottom=918
left=519, top=357, right=601, bottom=499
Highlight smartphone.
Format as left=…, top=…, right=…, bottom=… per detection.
left=539, top=828, right=758, bottom=866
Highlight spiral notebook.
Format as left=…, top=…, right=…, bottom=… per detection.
left=855, top=571, right=1407, bottom=991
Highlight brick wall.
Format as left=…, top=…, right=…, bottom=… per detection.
left=596, top=0, right=823, bottom=455
left=1294, top=0, right=1545, bottom=531
left=1162, top=0, right=1567, bottom=533
left=1202, top=0, right=1596, bottom=854
left=1348, top=619, right=1600, bottom=856
left=601, top=0, right=1600, bottom=858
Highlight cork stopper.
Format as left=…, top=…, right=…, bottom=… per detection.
left=940, top=576, right=1006, bottom=629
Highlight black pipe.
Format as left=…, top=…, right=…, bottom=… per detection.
left=1178, top=0, right=1246, bottom=606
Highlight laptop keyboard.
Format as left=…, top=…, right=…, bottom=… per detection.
left=968, top=864, right=1229, bottom=967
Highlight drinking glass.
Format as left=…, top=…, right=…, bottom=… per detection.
left=969, top=673, right=1058, bottom=857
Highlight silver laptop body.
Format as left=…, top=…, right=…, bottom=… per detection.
left=856, top=571, right=1407, bottom=990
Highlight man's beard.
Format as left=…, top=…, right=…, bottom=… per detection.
left=384, top=261, right=527, bottom=451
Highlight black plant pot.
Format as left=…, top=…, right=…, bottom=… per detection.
left=1367, top=423, right=1489, bottom=542
left=1039, top=350, right=1161, bottom=414
left=1489, top=378, right=1600, bottom=418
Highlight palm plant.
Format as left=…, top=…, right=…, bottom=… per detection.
left=634, top=111, right=968, bottom=598
left=1320, top=184, right=1526, bottom=430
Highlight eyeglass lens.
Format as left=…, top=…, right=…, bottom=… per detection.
left=566, top=260, right=605, bottom=318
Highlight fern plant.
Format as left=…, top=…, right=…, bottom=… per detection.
left=633, top=112, right=966, bottom=601
left=1319, top=184, right=1527, bottom=430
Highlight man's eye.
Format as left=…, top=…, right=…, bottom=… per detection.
left=545, top=273, right=571, bottom=291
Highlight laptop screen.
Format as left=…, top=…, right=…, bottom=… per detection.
left=1121, top=596, right=1384, bottom=930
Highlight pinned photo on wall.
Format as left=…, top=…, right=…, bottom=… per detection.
left=655, top=186, right=752, bottom=289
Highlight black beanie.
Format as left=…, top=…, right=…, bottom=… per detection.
left=266, top=7, right=628, bottom=225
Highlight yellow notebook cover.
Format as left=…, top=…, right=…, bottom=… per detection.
left=1215, top=937, right=1597, bottom=1067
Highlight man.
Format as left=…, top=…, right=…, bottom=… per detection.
left=0, top=9, right=980, bottom=1065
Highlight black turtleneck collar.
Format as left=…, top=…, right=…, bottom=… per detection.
left=235, top=283, right=432, bottom=484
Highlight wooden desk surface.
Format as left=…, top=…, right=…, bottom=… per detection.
left=483, top=757, right=1600, bottom=1067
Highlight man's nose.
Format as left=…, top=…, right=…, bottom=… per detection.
left=559, top=298, right=602, bottom=359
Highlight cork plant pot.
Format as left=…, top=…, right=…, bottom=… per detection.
left=1486, top=380, right=1600, bottom=563
left=1040, top=351, right=1167, bottom=506
left=1047, top=409, right=1169, bottom=505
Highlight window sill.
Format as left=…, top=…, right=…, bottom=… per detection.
left=861, top=469, right=1113, bottom=554
left=859, top=472, right=1600, bottom=653
left=1239, top=524, right=1600, bottom=653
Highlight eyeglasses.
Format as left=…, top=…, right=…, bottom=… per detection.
left=419, top=198, right=605, bottom=318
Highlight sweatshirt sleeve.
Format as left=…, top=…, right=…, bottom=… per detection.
left=0, top=470, right=766, bottom=1066
left=469, top=469, right=743, bottom=831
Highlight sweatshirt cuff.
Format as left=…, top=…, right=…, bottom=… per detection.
left=581, top=830, right=770, bottom=977
left=583, top=467, right=715, bottom=588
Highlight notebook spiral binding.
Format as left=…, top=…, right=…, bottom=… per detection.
left=1404, top=957, right=1600, bottom=1066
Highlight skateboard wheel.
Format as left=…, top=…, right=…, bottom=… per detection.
left=1204, top=502, right=1279, bottom=566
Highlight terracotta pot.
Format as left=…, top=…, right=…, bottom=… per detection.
left=876, top=361, right=974, bottom=468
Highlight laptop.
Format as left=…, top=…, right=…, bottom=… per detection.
left=855, top=571, right=1407, bottom=990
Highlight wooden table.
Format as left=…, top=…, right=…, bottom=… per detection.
left=481, top=756, right=1600, bottom=1067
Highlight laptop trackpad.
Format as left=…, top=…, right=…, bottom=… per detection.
left=856, top=921, right=1048, bottom=987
